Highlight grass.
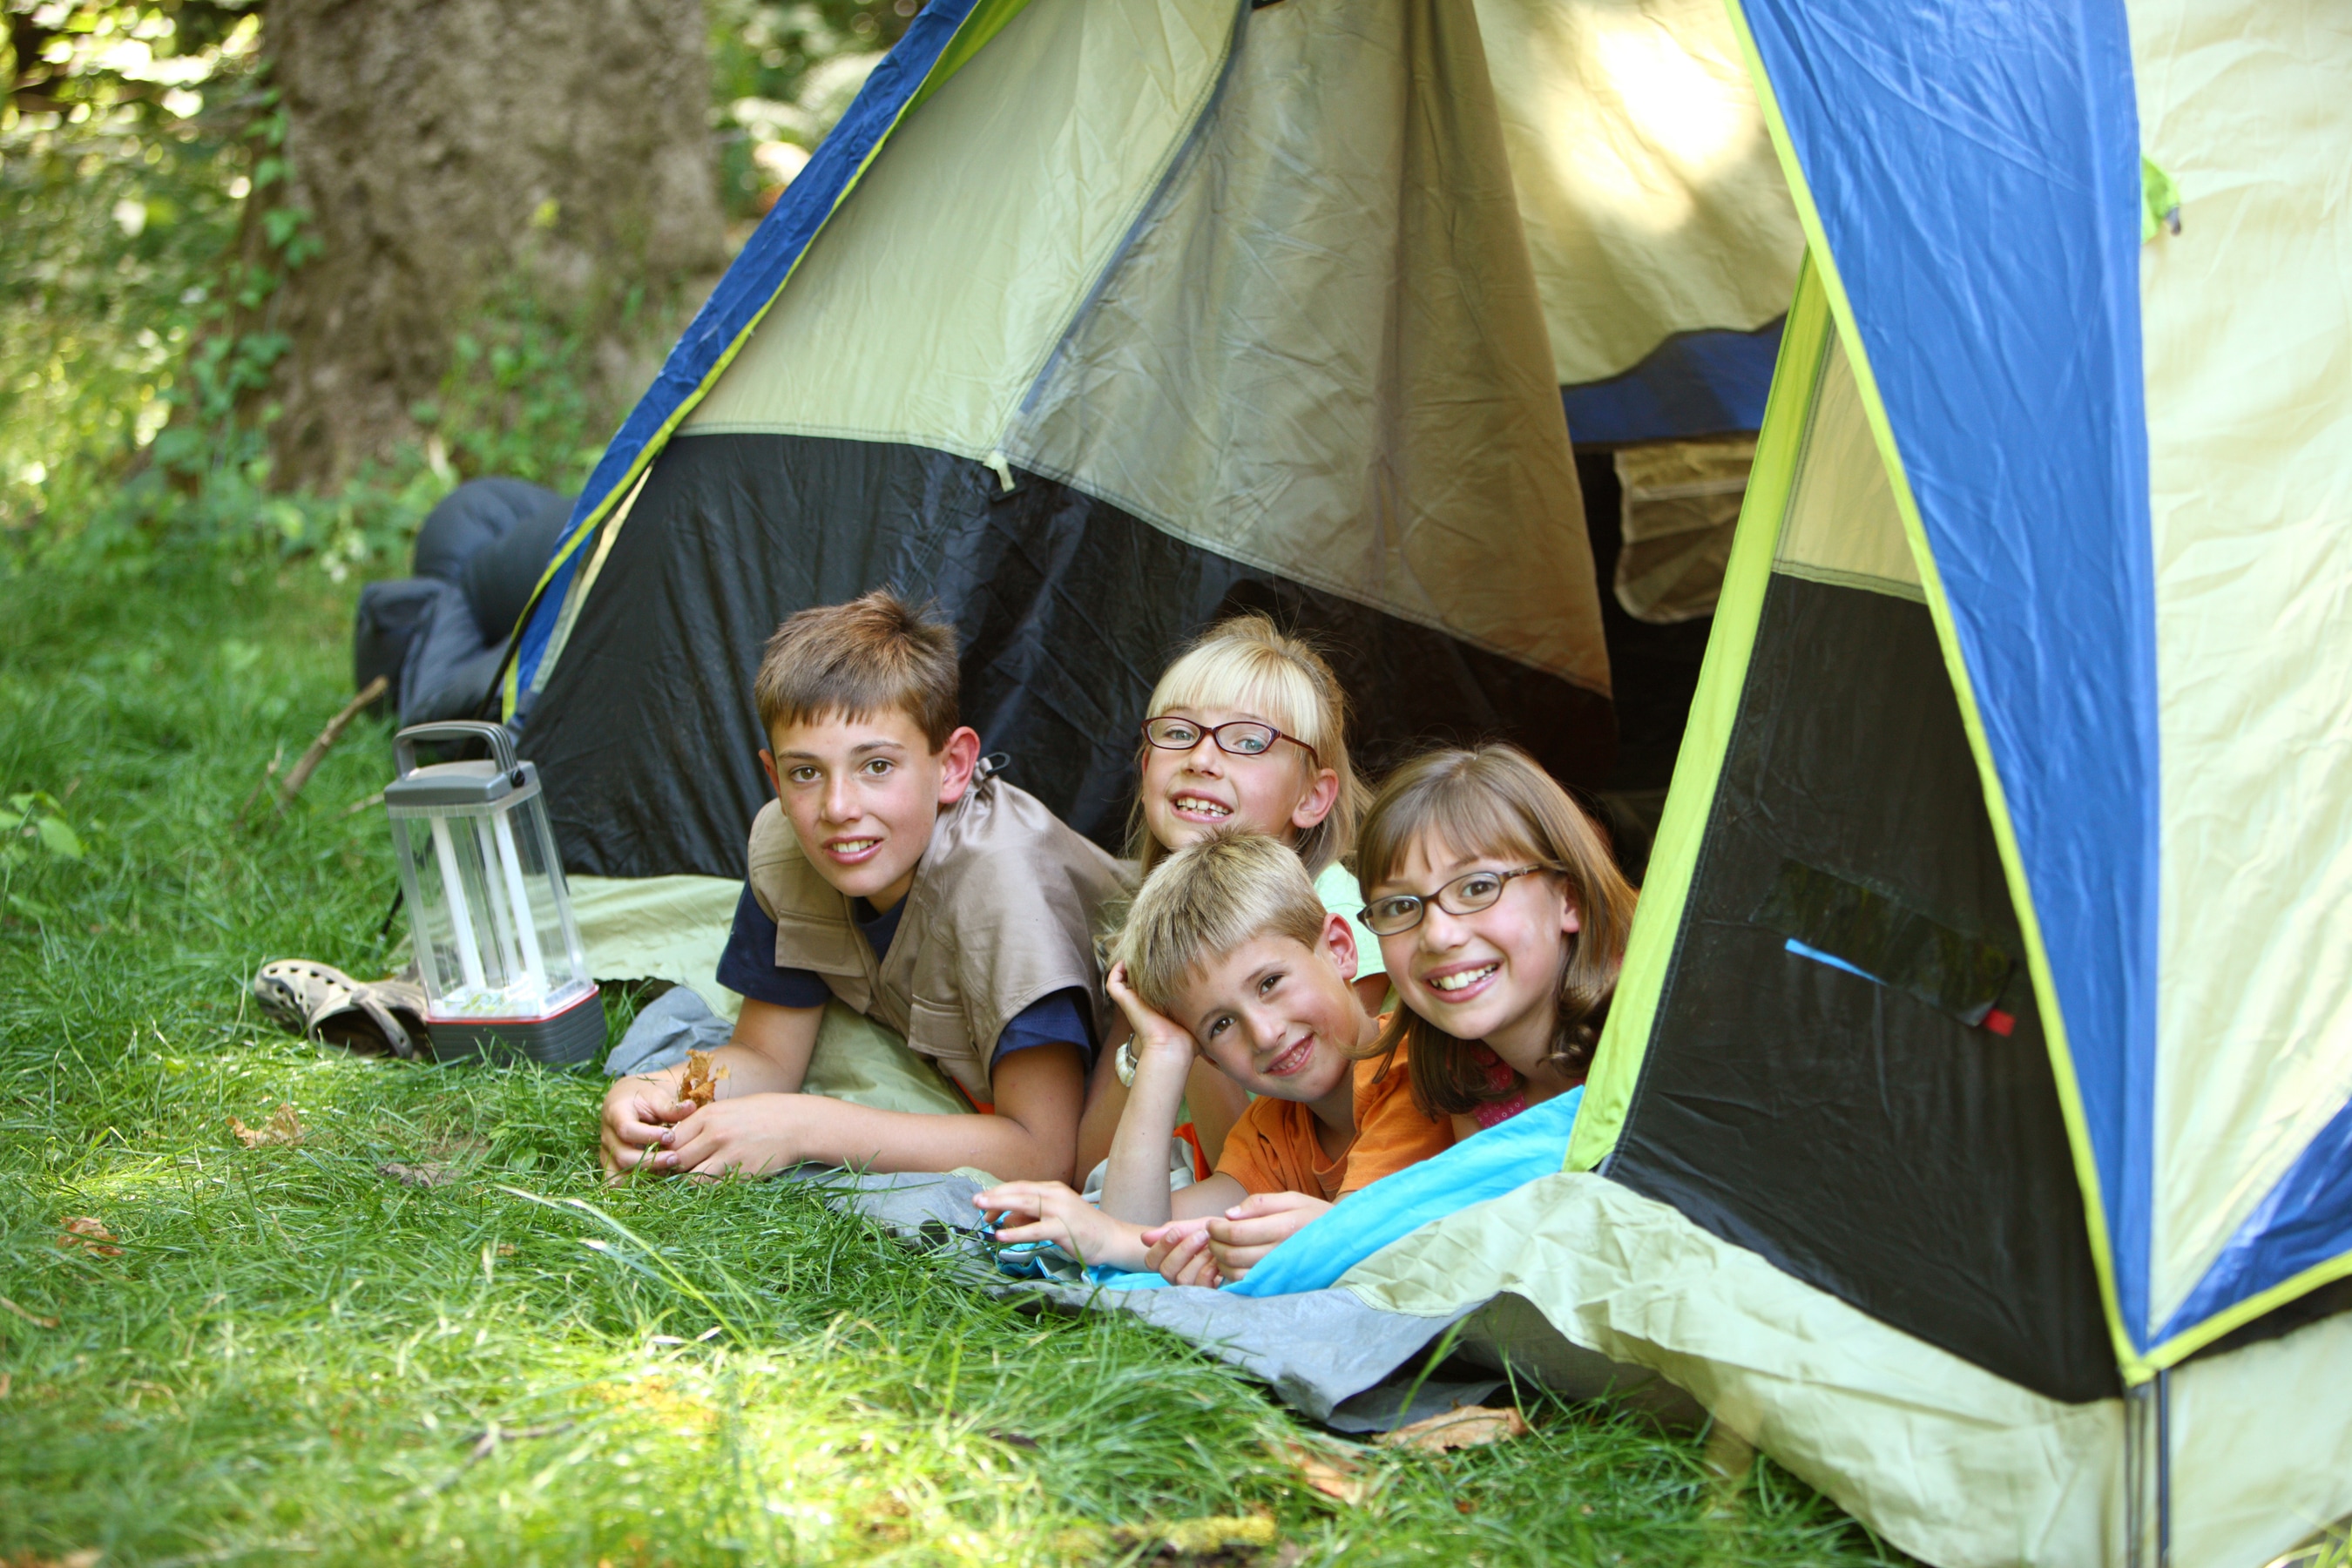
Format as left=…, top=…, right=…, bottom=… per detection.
left=0, top=560, right=1903, bottom=1567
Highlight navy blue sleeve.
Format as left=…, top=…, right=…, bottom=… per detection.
left=990, top=986, right=1098, bottom=1070
left=713, top=883, right=834, bottom=1009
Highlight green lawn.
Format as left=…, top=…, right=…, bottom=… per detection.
left=0, top=561, right=1901, bottom=1567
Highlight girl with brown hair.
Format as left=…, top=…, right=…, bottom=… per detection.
left=1355, top=744, right=1635, bottom=1135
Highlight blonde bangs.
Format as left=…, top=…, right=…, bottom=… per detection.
left=1149, top=641, right=1335, bottom=760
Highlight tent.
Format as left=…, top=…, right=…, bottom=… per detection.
left=498, top=0, right=2352, bottom=1562
left=498, top=0, right=1801, bottom=989
left=1329, top=3, right=2352, bottom=1565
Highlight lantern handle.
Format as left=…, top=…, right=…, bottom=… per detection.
left=394, top=720, right=520, bottom=781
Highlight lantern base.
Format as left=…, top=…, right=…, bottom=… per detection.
left=428, top=985, right=604, bottom=1070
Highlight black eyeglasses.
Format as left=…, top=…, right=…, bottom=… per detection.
left=1360, top=865, right=1551, bottom=936
left=1141, top=715, right=1319, bottom=768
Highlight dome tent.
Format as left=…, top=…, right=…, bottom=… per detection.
left=1329, top=1, right=2352, bottom=1564
left=498, top=0, right=2352, bottom=1563
left=499, top=0, right=1801, bottom=991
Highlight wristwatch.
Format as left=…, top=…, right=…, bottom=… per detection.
left=1114, top=1038, right=1140, bottom=1088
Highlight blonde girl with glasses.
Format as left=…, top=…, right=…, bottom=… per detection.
left=1075, top=615, right=1388, bottom=1174
left=1356, top=744, right=1636, bottom=1138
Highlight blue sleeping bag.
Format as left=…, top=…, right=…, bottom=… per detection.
left=1091, top=1085, right=1580, bottom=1296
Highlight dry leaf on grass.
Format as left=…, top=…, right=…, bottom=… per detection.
left=678, top=1050, right=729, bottom=1108
left=231, top=1103, right=303, bottom=1147
left=1376, top=1403, right=1531, bottom=1455
left=1054, top=1515, right=1279, bottom=1561
left=0, top=1371, right=13, bottom=1399
left=380, top=1160, right=459, bottom=1188
left=1268, top=1438, right=1367, bottom=1505
left=55, top=1217, right=124, bottom=1257
left=0, top=1294, right=58, bottom=1328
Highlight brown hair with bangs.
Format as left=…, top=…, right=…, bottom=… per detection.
left=754, top=589, right=960, bottom=750
left=1356, top=744, right=1636, bottom=1119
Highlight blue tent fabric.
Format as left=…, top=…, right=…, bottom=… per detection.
left=510, top=0, right=986, bottom=706
left=1558, top=321, right=1783, bottom=447
left=1740, top=0, right=2163, bottom=1348
left=1087, top=1088, right=1583, bottom=1298
left=1230, top=1087, right=1582, bottom=1297
left=2158, top=1092, right=2352, bottom=1344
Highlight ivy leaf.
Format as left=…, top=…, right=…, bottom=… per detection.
left=36, top=815, right=84, bottom=860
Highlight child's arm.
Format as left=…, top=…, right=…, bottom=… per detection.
left=1096, top=963, right=1214, bottom=1227
left=599, top=998, right=822, bottom=1176
left=648, top=1041, right=1085, bottom=1181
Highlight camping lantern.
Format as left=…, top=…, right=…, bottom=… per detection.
left=382, top=720, right=600, bottom=1066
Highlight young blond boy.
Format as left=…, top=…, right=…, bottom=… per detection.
left=599, top=591, right=1125, bottom=1182
left=978, top=832, right=1453, bottom=1285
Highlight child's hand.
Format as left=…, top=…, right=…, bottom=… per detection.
left=1141, top=1216, right=1221, bottom=1288
left=975, top=1181, right=1145, bottom=1272
left=1202, top=1191, right=1330, bottom=1280
left=651, top=1092, right=816, bottom=1179
left=1105, top=962, right=1197, bottom=1070
left=599, top=1075, right=685, bottom=1179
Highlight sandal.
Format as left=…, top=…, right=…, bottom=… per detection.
left=252, top=959, right=434, bottom=1061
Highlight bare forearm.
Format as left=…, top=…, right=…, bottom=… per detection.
left=775, top=1097, right=1075, bottom=1182
left=1099, top=1053, right=1191, bottom=1226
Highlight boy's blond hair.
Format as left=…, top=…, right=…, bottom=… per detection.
left=1129, top=614, right=1367, bottom=878
left=1115, top=831, right=1330, bottom=1017
left=754, top=589, right=959, bottom=749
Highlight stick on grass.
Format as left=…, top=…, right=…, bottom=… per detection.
left=275, top=673, right=390, bottom=816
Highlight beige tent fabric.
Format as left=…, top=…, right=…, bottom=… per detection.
left=1008, top=0, right=1610, bottom=695
left=2127, top=0, right=2352, bottom=1335
left=1772, top=324, right=1920, bottom=599
left=1612, top=439, right=1751, bottom=624
left=683, top=0, right=1233, bottom=457
left=569, top=873, right=746, bottom=1017
left=1340, top=1172, right=2352, bottom=1567
left=1472, top=0, right=1802, bottom=387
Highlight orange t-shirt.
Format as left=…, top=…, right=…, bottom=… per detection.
left=1213, top=1046, right=1452, bottom=1201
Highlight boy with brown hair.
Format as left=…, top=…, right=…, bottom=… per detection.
left=599, top=590, right=1125, bottom=1181
left=976, top=831, right=1454, bottom=1286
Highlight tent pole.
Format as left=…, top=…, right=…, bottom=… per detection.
left=2125, top=1380, right=2147, bottom=1568
left=2156, top=1367, right=2173, bottom=1568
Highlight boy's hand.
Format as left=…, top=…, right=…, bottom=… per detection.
left=1202, top=1191, right=1330, bottom=1280
left=651, top=1092, right=821, bottom=1179
left=973, top=1180, right=1143, bottom=1271
left=1105, top=962, right=1197, bottom=1071
left=1140, top=1216, right=1220, bottom=1288
left=600, top=1075, right=684, bottom=1177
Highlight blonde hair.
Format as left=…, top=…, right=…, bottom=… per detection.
left=1357, top=745, right=1636, bottom=1118
left=1114, top=831, right=1330, bottom=1017
left=754, top=589, right=959, bottom=749
left=1126, top=615, right=1366, bottom=879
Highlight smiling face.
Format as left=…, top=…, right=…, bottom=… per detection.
left=1371, top=831, right=1579, bottom=1075
left=760, top=707, right=981, bottom=912
left=1139, top=706, right=1338, bottom=858
left=1166, top=919, right=1366, bottom=1106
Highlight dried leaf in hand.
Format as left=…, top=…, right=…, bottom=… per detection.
left=56, top=1216, right=124, bottom=1257
left=232, top=1103, right=304, bottom=1147
left=678, top=1050, right=728, bottom=1108
left=1376, top=1403, right=1531, bottom=1455
left=1270, top=1438, right=1366, bottom=1505
left=0, top=1294, right=58, bottom=1328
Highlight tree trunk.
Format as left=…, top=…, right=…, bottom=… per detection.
left=264, top=0, right=727, bottom=489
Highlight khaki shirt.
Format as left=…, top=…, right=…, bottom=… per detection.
left=744, top=772, right=1128, bottom=1105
